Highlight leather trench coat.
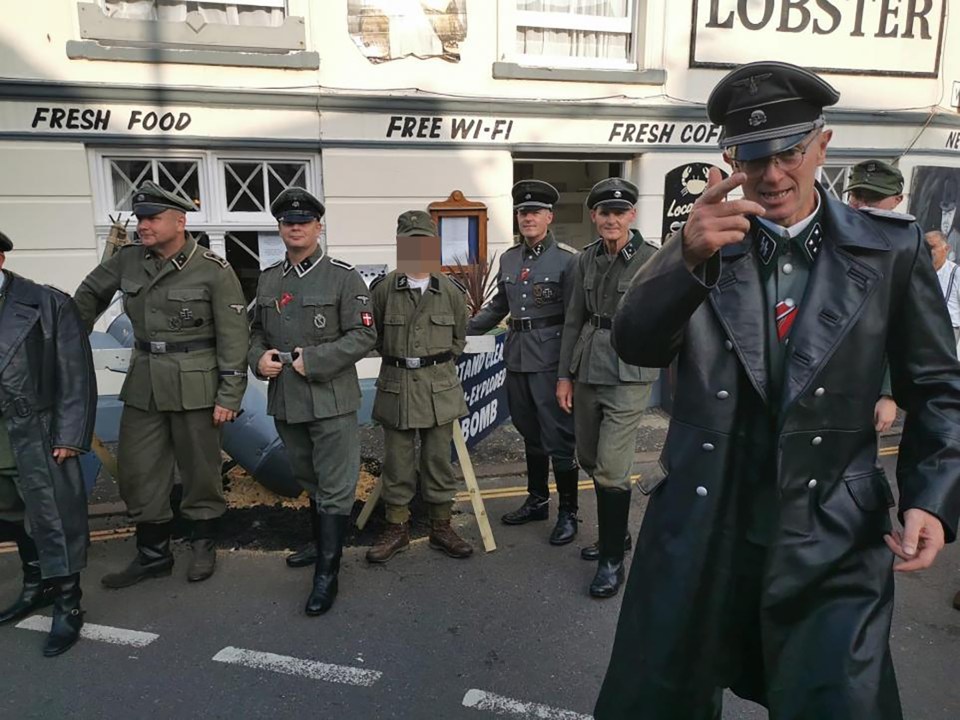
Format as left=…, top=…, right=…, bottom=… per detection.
left=597, top=190, right=960, bottom=720
left=0, top=271, right=96, bottom=578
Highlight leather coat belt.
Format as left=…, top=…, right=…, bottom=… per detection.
left=509, top=315, right=564, bottom=331
left=134, top=338, right=217, bottom=354
left=381, top=352, right=453, bottom=369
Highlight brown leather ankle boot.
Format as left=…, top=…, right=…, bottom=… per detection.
left=428, top=520, right=473, bottom=559
left=365, top=523, right=410, bottom=564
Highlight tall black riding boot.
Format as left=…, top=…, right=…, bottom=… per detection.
left=305, top=513, right=349, bottom=616
left=187, top=518, right=218, bottom=583
left=0, top=522, right=55, bottom=624
left=502, top=453, right=550, bottom=525
left=101, top=522, right=174, bottom=589
left=549, top=466, right=580, bottom=545
left=286, top=499, right=319, bottom=568
left=43, top=574, right=83, bottom=657
left=589, top=485, right=631, bottom=598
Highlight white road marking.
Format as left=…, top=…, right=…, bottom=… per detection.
left=462, top=689, right=593, bottom=719
left=212, top=646, right=382, bottom=687
left=17, top=615, right=158, bottom=648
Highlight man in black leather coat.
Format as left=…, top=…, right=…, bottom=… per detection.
left=596, top=62, right=960, bottom=720
left=0, top=231, right=97, bottom=656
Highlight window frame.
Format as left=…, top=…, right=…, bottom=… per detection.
left=499, top=0, right=642, bottom=72
left=72, top=0, right=317, bottom=68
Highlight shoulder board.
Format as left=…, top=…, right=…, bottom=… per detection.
left=583, top=238, right=601, bottom=250
left=503, top=243, right=522, bottom=255
left=860, top=207, right=916, bottom=224
left=202, top=250, right=229, bottom=269
left=556, top=242, right=578, bottom=254
left=329, top=257, right=355, bottom=271
left=446, top=274, right=467, bottom=293
left=369, top=273, right=387, bottom=291
left=643, top=238, right=661, bottom=250
left=263, top=259, right=283, bottom=271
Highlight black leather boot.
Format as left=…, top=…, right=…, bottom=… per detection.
left=589, top=486, right=631, bottom=599
left=305, top=513, right=349, bottom=616
left=43, top=574, right=83, bottom=657
left=101, top=522, right=174, bottom=589
left=549, top=466, right=580, bottom=545
left=580, top=533, right=632, bottom=561
left=0, top=523, right=55, bottom=625
left=187, top=518, right=218, bottom=583
left=286, top=499, right=319, bottom=568
left=502, top=454, right=550, bottom=525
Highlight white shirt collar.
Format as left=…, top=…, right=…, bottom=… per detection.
left=757, top=192, right=821, bottom=238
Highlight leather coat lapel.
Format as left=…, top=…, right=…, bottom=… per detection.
left=780, top=195, right=886, bottom=414
left=0, top=275, right=40, bottom=378
left=708, top=240, right=769, bottom=404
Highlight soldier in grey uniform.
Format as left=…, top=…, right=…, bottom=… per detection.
left=366, top=210, right=473, bottom=563
left=248, top=187, right=376, bottom=616
left=557, top=178, right=659, bottom=598
left=75, top=182, right=249, bottom=588
left=468, top=181, right=580, bottom=544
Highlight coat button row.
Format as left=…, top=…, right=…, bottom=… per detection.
left=696, top=486, right=708, bottom=497
left=814, top=387, right=825, bottom=397
left=716, top=390, right=729, bottom=400
left=702, top=442, right=715, bottom=452
left=811, top=436, right=822, bottom=446
left=807, top=478, right=818, bottom=489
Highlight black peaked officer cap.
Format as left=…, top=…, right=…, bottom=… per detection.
left=707, top=61, right=840, bottom=162
left=0, top=231, right=12, bottom=252
left=513, top=180, right=560, bottom=211
left=132, top=180, right=197, bottom=217
left=271, top=187, right=326, bottom=223
left=587, top=178, right=638, bottom=211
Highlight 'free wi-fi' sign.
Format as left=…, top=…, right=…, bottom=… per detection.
left=661, top=163, right=729, bottom=240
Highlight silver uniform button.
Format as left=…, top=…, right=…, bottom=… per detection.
left=696, top=486, right=708, bottom=497
left=814, top=387, right=825, bottom=397
left=716, top=390, right=729, bottom=400
left=702, top=442, right=715, bottom=452
left=811, top=436, right=823, bottom=446
left=521, top=294, right=527, bottom=298
left=807, top=478, right=818, bottom=489
left=724, top=340, right=734, bottom=351
left=520, top=307, right=526, bottom=311
left=783, top=262, right=794, bottom=275
left=784, top=297, right=795, bottom=308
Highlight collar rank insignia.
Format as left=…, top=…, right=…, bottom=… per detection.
left=621, top=243, right=636, bottom=261
left=804, top=223, right=823, bottom=262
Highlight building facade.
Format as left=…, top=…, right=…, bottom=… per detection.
left=1, top=0, right=958, bottom=308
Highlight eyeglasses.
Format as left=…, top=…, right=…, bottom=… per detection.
left=733, top=132, right=821, bottom=177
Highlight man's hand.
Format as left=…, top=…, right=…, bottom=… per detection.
left=884, top=508, right=946, bottom=572
left=556, top=379, right=574, bottom=414
left=874, top=396, right=897, bottom=433
left=257, top=349, right=283, bottom=378
left=292, top=347, right=306, bottom=377
left=52, top=447, right=79, bottom=464
left=212, top=404, right=237, bottom=427
left=682, top=168, right=766, bottom=270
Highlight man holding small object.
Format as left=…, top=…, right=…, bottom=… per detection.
left=248, top=187, right=376, bottom=615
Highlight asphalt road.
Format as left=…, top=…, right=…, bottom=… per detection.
left=1, top=450, right=958, bottom=720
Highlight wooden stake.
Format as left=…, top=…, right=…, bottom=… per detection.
left=452, top=424, right=496, bottom=553
left=356, top=478, right=381, bottom=531
left=90, top=435, right=118, bottom=480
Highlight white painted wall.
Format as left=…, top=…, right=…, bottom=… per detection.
left=0, top=141, right=98, bottom=289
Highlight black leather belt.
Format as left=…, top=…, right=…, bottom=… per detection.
left=590, top=314, right=613, bottom=330
left=509, top=314, right=564, bottom=332
left=134, top=338, right=216, bottom=354
left=382, top=352, right=453, bottom=369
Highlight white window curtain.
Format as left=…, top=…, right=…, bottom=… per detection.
left=515, top=0, right=631, bottom=65
left=103, top=0, right=285, bottom=27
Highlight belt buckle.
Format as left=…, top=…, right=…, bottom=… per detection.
left=406, top=357, right=422, bottom=369
left=150, top=341, right=167, bottom=354
left=520, top=318, right=532, bottom=331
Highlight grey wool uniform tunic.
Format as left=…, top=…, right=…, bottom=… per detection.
left=248, top=245, right=377, bottom=514
left=467, top=232, right=578, bottom=468
left=558, top=229, right=659, bottom=490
